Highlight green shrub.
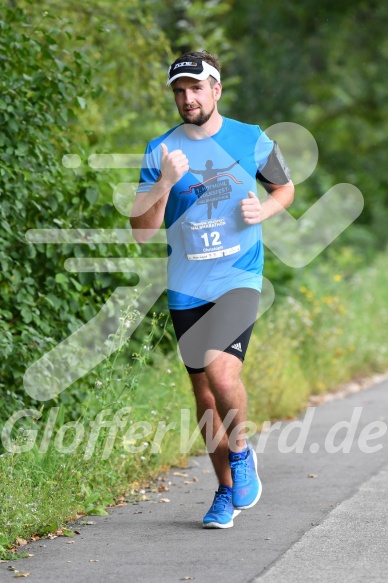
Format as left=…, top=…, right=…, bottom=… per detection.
left=0, top=5, right=132, bottom=420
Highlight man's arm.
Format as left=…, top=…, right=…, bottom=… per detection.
left=130, top=143, right=189, bottom=243
left=241, top=139, right=294, bottom=224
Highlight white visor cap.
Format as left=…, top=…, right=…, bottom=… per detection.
left=166, top=59, right=221, bottom=86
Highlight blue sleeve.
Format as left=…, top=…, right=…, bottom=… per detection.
left=254, top=127, right=275, bottom=173
left=137, top=141, right=162, bottom=193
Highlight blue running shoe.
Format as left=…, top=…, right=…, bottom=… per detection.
left=202, top=485, right=241, bottom=529
left=229, top=443, right=262, bottom=509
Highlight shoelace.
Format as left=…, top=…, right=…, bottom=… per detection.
left=211, top=491, right=231, bottom=511
left=230, top=457, right=248, bottom=482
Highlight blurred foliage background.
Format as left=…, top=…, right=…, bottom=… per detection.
left=1, top=0, right=387, bottom=419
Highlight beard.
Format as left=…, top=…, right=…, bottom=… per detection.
left=181, top=103, right=215, bottom=126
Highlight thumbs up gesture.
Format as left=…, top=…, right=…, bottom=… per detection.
left=240, top=190, right=264, bottom=224
left=160, top=143, right=189, bottom=188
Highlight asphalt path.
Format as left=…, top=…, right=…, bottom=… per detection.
left=1, top=378, right=388, bottom=583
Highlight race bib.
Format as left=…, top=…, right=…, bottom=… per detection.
left=181, top=217, right=240, bottom=260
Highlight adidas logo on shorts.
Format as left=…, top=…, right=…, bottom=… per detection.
left=231, top=342, right=242, bottom=352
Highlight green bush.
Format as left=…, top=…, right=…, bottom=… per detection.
left=0, top=5, right=133, bottom=420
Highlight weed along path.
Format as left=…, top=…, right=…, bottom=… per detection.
left=1, top=378, right=388, bottom=583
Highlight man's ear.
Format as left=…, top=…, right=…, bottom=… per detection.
left=214, top=82, right=222, bottom=101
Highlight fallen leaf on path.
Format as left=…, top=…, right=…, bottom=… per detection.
left=173, top=472, right=188, bottom=477
left=308, top=473, right=318, bottom=478
left=89, top=559, right=99, bottom=562
left=66, top=541, right=75, bottom=544
left=15, top=538, right=27, bottom=546
left=13, top=574, right=30, bottom=578
left=62, top=529, right=76, bottom=537
left=159, top=498, right=170, bottom=503
left=184, top=481, right=193, bottom=484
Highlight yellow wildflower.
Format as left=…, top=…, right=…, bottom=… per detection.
left=306, top=290, right=315, bottom=301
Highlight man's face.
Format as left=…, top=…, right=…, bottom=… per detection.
left=172, top=77, right=221, bottom=126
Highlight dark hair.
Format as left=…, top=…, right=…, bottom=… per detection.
left=171, top=50, right=221, bottom=86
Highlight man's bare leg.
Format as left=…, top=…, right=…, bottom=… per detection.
left=204, top=350, right=248, bottom=453
left=189, top=351, right=249, bottom=486
left=204, top=350, right=261, bottom=511
left=189, top=371, right=232, bottom=487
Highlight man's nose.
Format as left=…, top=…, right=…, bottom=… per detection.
left=184, top=91, right=194, bottom=104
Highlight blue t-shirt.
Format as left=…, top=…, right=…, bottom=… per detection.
left=136, top=117, right=274, bottom=309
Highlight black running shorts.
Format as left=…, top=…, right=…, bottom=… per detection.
left=169, top=287, right=260, bottom=374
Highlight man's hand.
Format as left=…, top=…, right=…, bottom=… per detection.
left=130, top=143, right=188, bottom=242
left=240, top=183, right=294, bottom=225
left=240, top=191, right=264, bottom=224
left=161, top=143, right=189, bottom=188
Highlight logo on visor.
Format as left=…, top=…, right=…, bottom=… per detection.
left=173, top=61, right=198, bottom=69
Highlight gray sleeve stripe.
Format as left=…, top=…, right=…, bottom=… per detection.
left=256, top=141, right=291, bottom=185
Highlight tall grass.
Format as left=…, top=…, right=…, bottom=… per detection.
left=244, top=252, right=388, bottom=420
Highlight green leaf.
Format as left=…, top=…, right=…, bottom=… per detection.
left=55, top=273, right=68, bottom=285
left=38, top=523, right=59, bottom=535
left=85, top=187, right=98, bottom=205
left=20, top=306, right=32, bottom=323
left=76, top=96, right=86, bottom=109
left=15, top=551, right=31, bottom=558
left=86, top=506, right=109, bottom=516
left=15, top=142, right=29, bottom=156
left=62, top=529, right=75, bottom=537
left=1, top=220, right=12, bottom=235
left=70, top=277, right=82, bottom=291
left=45, top=293, right=61, bottom=309
left=54, top=58, right=65, bottom=72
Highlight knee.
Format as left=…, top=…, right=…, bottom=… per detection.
left=205, top=369, right=236, bottom=397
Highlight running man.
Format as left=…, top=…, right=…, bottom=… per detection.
left=130, top=51, right=294, bottom=528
